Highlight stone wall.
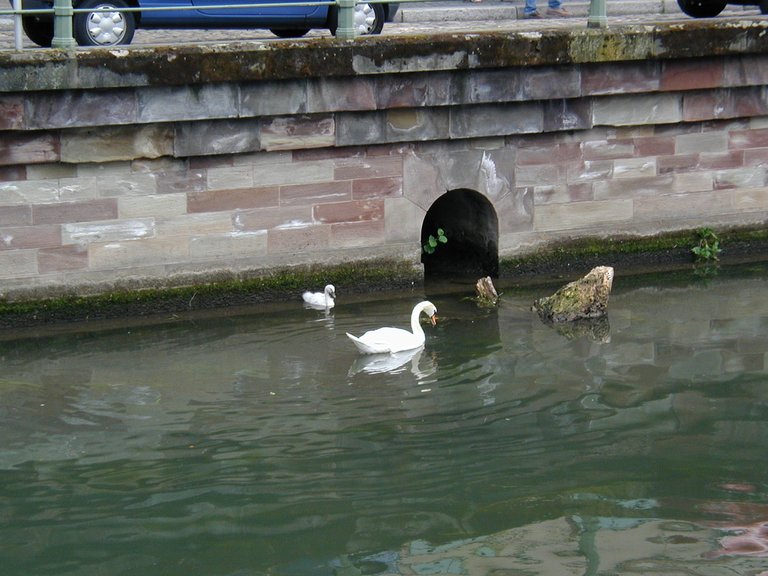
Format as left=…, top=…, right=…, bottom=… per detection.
left=2, top=21, right=768, bottom=298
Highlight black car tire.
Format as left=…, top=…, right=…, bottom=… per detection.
left=22, top=15, right=54, bottom=47
left=74, top=0, right=136, bottom=46
left=328, top=2, right=385, bottom=36
left=676, top=0, right=727, bottom=17
left=270, top=28, right=311, bottom=38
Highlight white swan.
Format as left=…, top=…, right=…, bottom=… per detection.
left=302, top=284, right=336, bottom=309
left=346, top=300, right=437, bottom=354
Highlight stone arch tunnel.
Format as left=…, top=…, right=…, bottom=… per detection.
left=421, top=189, right=500, bottom=280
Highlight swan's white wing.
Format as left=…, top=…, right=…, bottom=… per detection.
left=347, top=327, right=423, bottom=354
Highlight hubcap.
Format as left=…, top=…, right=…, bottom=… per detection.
left=353, top=3, right=376, bottom=35
left=86, top=6, right=126, bottom=45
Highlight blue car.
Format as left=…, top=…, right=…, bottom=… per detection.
left=14, top=0, right=395, bottom=46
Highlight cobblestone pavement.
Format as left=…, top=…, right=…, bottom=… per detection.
left=0, top=3, right=763, bottom=51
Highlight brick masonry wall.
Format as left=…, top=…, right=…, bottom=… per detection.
left=1, top=50, right=768, bottom=297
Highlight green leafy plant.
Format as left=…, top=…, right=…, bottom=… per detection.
left=691, top=227, right=722, bottom=263
left=423, top=228, right=448, bottom=255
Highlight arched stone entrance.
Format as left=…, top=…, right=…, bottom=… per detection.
left=421, top=189, right=499, bottom=279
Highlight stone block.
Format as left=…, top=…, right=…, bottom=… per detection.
left=0, top=132, right=59, bottom=166
left=155, top=169, right=207, bottom=195
left=523, top=66, right=581, bottom=100
left=592, top=93, right=682, bottom=126
left=331, top=220, right=386, bottom=248
left=613, top=157, right=657, bottom=179
left=451, top=102, right=543, bottom=139
left=26, top=89, right=137, bottom=129
left=352, top=176, right=403, bottom=200
left=61, top=125, right=174, bottom=163
left=634, top=135, right=676, bottom=157
left=188, top=186, right=280, bottom=213
left=313, top=199, right=384, bottom=224
left=89, top=236, right=190, bottom=269
left=582, top=61, right=659, bottom=95
left=175, top=119, right=262, bottom=157
left=281, top=180, right=352, bottom=207
left=377, top=72, right=451, bottom=108
left=33, top=198, right=118, bottom=225
left=240, top=79, right=308, bottom=116
left=594, top=174, right=676, bottom=199
left=683, top=87, right=768, bottom=122
left=336, top=111, right=387, bottom=147
left=334, top=155, right=403, bottom=180
left=119, top=194, right=188, bottom=219
left=534, top=182, right=594, bottom=205
left=661, top=59, right=724, bottom=91
left=0, top=205, right=32, bottom=226
left=233, top=205, right=313, bottom=232
left=543, top=99, right=593, bottom=132
left=189, top=231, right=268, bottom=260
left=515, top=163, right=561, bottom=188
left=261, top=115, right=334, bottom=151
left=713, top=168, right=766, bottom=190
left=26, top=163, right=77, bottom=180
left=724, top=55, right=768, bottom=87
left=307, top=76, right=377, bottom=112
left=384, top=197, right=425, bottom=243
left=731, top=187, right=768, bottom=211
left=567, top=160, right=613, bottom=182
left=0, top=224, right=61, bottom=250
left=58, top=173, right=159, bottom=202
left=255, top=160, right=335, bottom=188
left=451, top=68, right=522, bottom=104
left=137, top=84, right=238, bottom=123
left=658, top=154, right=699, bottom=174
left=633, top=190, right=730, bottom=220
left=729, top=127, right=768, bottom=150
left=267, top=224, right=330, bottom=254
left=62, top=219, right=155, bottom=245
left=534, top=199, right=633, bottom=231
left=0, top=250, right=37, bottom=280
left=0, top=166, right=26, bottom=182
left=386, top=108, right=450, bottom=142
left=0, top=95, right=24, bottom=130
left=155, top=213, right=234, bottom=238
left=0, top=179, right=60, bottom=205
left=676, top=131, right=728, bottom=154
left=206, top=165, right=254, bottom=191
left=38, top=245, right=88, bottom=273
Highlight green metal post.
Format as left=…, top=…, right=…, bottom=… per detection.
left=51, top=0, right=77, bottom=49
left=335, top=0, right=356, bottom=40
left=587, top=0, right=606, bottom=28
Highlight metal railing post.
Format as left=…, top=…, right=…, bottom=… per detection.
left=12, top=0, right=23, bottom=50
left=587, top=0, right=606, bottom=28
left=335, top=0, right=355, bottom=40
left=51, top=0, right=77, bottom=49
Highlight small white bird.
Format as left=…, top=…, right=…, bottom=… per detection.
left=302, top=284, right=336, bottom=310
left=346, top=300, right=437, bottom=355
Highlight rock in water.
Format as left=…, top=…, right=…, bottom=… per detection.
left=475, top=276, right=499, bottom=306
left=533, top=266, right=614, bottom=323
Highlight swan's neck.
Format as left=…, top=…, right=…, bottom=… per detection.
left=410, top=306, right=426, bottom=339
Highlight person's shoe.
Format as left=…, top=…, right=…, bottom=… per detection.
left=523, top=10, right=543, bottom=18
left=546, top=7, right=569, bottom=16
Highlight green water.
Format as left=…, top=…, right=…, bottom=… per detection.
left=1, top=265, right=768, bottom=575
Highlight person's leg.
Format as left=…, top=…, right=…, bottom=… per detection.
left=547, top=0, right=562, bottom=8
left=524, top=0, right=540, bottom=16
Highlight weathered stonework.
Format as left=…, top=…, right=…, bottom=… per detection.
left=1, top=21, right=768, bottom=299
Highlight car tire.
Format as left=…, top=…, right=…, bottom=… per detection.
left=74, top=0, right=136, bottom=46
left=676, top=0, right=727, bottom=17
left=22, top=15, right=54, bottom=47
left=328, top=2, right=385, bottom=36
left=270, top=28, right=311, bottom=38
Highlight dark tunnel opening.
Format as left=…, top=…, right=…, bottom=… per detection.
left=421, top=189, right=499, bottom=280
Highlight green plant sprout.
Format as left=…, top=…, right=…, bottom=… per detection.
left=691, top=227, right=721, bottom=262
left=423, top=228, right=448, bottom=255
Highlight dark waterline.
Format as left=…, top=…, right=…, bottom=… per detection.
left=1, top=264, right=768, bottom=575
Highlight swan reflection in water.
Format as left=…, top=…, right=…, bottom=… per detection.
left=348, top=346, right=437, bottom=379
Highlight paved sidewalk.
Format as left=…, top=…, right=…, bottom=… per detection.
left=0, top=0, right=763, bottom=50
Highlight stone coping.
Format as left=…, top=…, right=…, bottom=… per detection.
left=2, top=18, right=768, bottom=91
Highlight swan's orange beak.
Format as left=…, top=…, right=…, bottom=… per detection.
left=430, top=314, right=437, bottom=326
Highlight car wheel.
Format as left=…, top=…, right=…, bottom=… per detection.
left=676, top=0, right=727, bottom=17
left=270, top=28, right=311, bottom=38
left=22, top=15, right=54, bottom=47
left=74, top=0, right=136, bottom=46
left=329, top=2, right=385, bottom=36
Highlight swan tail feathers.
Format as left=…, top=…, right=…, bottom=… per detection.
left=346, top=333, right=387, bottom=355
